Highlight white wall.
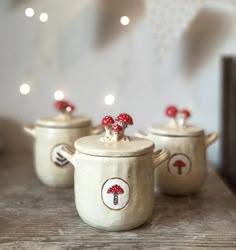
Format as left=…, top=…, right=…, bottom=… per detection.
left=1, top=0, right=236, bottom=165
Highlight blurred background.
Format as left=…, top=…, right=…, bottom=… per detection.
left=1, top=0, right=236, bottom=168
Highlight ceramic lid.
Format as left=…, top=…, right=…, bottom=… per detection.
left=148, top=124, right=204, bottom=136
left=36, top=114, right=91, bottom=128
left=36, top=100, right=91, bottom=128
left=74, top=135, right=154, bottom=157
left=149, top=106, right=204, bottom=137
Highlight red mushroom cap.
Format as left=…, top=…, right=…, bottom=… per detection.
left=165, top=105, right=178, bottom=117
left=112, top=124, right=122, bottom=132
left=107, top=184, right=124, bottom=194
left=181, top=109, right=191, bottom=117
left=55, top=100, right=69, bottom=109
left=116, top=113, right=133, bottom=125
left=101, top=116, right=115, bottom=126
left=174, top=160, right=186, bottom=167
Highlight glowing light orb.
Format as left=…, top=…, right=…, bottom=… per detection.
left=20, top=83, right=31, bottom=95
left=104, top=94, right=115, bottom=105
left=120, top=16, right=130, bottom=26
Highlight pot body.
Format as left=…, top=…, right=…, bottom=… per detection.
left=148, top=133, right=206, bottom=195
left=34, top=126, right=91, bottom=187
left=73, top=152, right=154, bottom=231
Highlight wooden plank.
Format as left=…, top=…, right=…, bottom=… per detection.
left=0, top=153, right=236, bottom=249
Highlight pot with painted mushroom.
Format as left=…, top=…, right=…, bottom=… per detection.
left=59, top=113, right=169, bottom=231
left=136, top=105, right=218, bottom=196
left=23, top=100, right=103, bottom=187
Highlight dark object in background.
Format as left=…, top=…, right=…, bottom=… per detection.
left=221, top=56, right=236, bottom=193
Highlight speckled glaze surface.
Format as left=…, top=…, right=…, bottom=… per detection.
left=74, top=152, right=154, bottom=231
left=60, top=114, right=169, bottom=231
left=24, top=106, right=103, bottom=187
left=148, top=133, right=214, bottom=195
left=136, top=106, right=218, bottom=196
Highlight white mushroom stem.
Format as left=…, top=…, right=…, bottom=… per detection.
left=118, top=121, right=127, bottom=130
left=179, top=115, right=187, bottom=127
left=105, top=125, right=112, bottom=137
left=113, top=131, right=121, bottom=142
left=117, top=122, right=128, bottom=138
left=168, top=117, right=178, bottom=127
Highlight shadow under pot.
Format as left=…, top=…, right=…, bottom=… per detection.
left=24, top=113, right=103, bottom=188
left=60, top=135, right=169, bottom=231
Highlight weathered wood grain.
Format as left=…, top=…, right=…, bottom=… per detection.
left=0, top=153, right=236, bottom=249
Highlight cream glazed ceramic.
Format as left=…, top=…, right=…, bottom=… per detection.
left=24, top=101, right=103, bottom=187
left=60, top=113, right=170, bottom=231
left=136, top=106, right=218, bottom=196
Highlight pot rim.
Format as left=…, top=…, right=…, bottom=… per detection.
left=74, top=135, right=155, bottom=157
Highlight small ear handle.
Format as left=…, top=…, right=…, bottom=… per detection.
left=59, top=145, right=77, bottom=167
left=91, top=125, right=104, bottom=135
left=205, top=132, right=219, bottom=147
left=134, top=130, right=147, bottom=138
left=23, top=124, right=36, bottom=137
left=153, top=148, right=170, bottom=170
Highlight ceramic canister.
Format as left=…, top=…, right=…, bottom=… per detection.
left=136, top=106, right=218, bottom=196
left=24, top=101, right=103, bottom=187
left=60, top=113, right=170, bottom=231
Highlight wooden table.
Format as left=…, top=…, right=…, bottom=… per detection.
left=1, top=154, right=236, bottom=250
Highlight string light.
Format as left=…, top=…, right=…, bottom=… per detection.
left=39, top=12, right=48, bottom=22
left=54, top=90, right=64, bottom=101
left=20, top=83, right=31, bottom=95
left=104, top=94, right=115, bottom=105
left=120, top=16, right=130, bottom=26
left=25, top=8, right=35, bottom=17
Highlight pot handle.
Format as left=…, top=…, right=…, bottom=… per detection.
left=23, top=124, right=36, bottom=137
left=91, top=125, right=104, bottom=135
left=134, top=130, right=147, bottom=138
left=153, top=148, right=170, bottom=170
left=59, top=145, right=77, bottom=167
left=205, top=132, right=218, bottom=148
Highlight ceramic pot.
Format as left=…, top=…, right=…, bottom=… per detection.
left=136, top=107, right=218, bottom=196
left=24, top=112, right=103, bottom=188
left=60, top=135, right=169, bottom=231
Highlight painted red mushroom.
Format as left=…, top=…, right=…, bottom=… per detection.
left=107, top=184, right=124, bottom=205
left=165, top=105, right=178, bottom=127
left=180, top=109, right=191, bottom=126
left=101, top=116, right=115, bottom=138
left=173, top=159, right=186, bottom=175
left=112, top=124, right=123, bottom=141
left=116, top=113, right=133, bottom=130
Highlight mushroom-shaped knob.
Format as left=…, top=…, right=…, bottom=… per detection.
left=112, top=124, right=123, bottom=132
left=55, top=100, right=75, bottom=114
left=179, top=109, right=191, bottom=127
left=116, top=113, right=133, bottom=126
left=101, top=116, right=115, bottom=138
left=165, top=105, right=178, bottom=117
left=55, top=100, right=69, bottom=110
left=112, top=124, right=123, bottom=142
left=101, top=116, right=115, bottom=126
left=181, top=109, right=191, bottom=117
